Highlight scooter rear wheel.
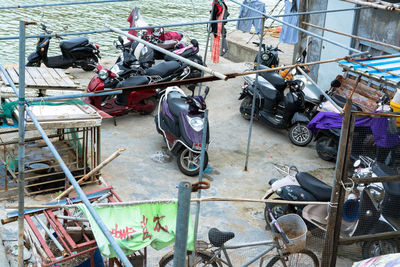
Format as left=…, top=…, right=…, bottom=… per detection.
left=177, top=148, right=208, bottom=176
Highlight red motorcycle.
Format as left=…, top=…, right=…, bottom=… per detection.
left=87, top=60, right=191, bottom=120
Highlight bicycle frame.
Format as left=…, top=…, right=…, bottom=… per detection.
left=202, top=240, right=279, bottom=267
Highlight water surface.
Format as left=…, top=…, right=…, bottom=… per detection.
left=0, top=0, right=280, bottom=64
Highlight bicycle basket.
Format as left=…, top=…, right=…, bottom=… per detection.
left=275, top=214, right=307, bottom=253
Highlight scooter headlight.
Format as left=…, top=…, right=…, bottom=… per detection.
left=261, top=53, right=269, bottom=61
left=98, top=69, right=108, bottom=80
left=186, top=116, right=204, bottom=132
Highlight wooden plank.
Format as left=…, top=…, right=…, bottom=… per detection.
left=54, top=68, right=77, bottom=87
left=13, top=67, right=36, bottom=87
left=26, top=67, right=48, bottom=87
left=37, top=68, right=60, bottom=87
left=6, top=68, right=20, bottom=85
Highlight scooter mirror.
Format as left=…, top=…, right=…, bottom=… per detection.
left=113, top=40, right=118, bottom=48
left=118, top=36, right=124, bottom=45
left=187, top=84, right=196, bottom=96
left=353, top=159, right=361, bottom=168
left=204, top=86, right=210, bottom=98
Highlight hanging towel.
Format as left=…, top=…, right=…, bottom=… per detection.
left=211, top=0, right=229, bottom=63
left=236, top=0, right=266, bottom=34
left=279, top=0, right=300, bottom=44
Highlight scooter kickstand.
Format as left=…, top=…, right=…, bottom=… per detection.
left=113, top=117, right=117, bottom=126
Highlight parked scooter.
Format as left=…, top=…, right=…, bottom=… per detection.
left=263, top=159, right=400, bottom=259
left=155, top=86, right=210, bottom=176
left=27, top=23, right=100, bottom=71
left=239, top=68, right=313, bottom=146
left=87, top=58, right=191, bottom=118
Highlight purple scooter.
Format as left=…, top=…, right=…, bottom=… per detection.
left=155, top=85, right=210, bottom=176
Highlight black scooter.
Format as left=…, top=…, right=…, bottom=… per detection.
left=263, top=160, right=400, bottom=259
left=27, top=24, right=100, bottom=71
left=239, top=65, right=313, bottom=146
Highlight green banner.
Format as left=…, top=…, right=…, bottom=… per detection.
left=78, top=201, right=194, bottom=258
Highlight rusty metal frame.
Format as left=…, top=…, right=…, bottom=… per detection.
left=23, top=186, right=147, bottom=266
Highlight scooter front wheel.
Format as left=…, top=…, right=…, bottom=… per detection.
left=288, top=123, right=312, bottom=146
left=264, top=198, right=296, bottom=229
left=177, top=148, right=208, bottom=176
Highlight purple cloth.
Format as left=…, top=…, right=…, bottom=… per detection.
left=307, top=112, right=400, bottom=148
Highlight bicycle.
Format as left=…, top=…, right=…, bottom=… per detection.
left=159, top=211, right=319, bottom=267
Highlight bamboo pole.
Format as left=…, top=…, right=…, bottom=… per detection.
left=53, top=148, right=125, bottom=201
left=5, top=197, right=329, bottom=209
left=303, top=22, right=400, bottom=52
left=341, top=0, right=399, bottom=11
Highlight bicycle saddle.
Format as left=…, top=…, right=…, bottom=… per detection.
left=208, top=228, right=235, bottom=247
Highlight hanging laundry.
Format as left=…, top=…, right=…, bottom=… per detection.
left=211, top=0, right=229, bottom=63
left=279, top=0, right=300, bottom=44
left=236, top=0, right=266, bottom=34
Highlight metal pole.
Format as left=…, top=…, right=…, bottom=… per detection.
left=0, top=0, right=138, bottom=10
left=107, top=25, right=228, bottom=81
left=296, top=66, right=342, bottom=113
left=33, top=214, right=66, bottom=256
left=198, top=0, right=216, bottom=95
left=17, top=21, right=26, bottom=267
left=244, top=17, right=265, bottom=171
left=173, top=181, right=192, bottom=267
left=25, top=90, right=123, bottom=103
left=24, top=107, right=133, bottom=267
left=274, top=6, right=368, bottom=18
left=0, top=17, right=265, bottom=41
left=192, top=109, right=208, bottom=263
left=229, top=0, right=363, bottom=54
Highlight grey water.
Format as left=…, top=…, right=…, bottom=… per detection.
left=0, top=0, right=281, bottom=64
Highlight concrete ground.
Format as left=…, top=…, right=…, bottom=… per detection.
left=0, top=37, right=355, bottom=266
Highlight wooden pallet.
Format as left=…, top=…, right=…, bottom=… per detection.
left=0, top=66, right=78, bottom=89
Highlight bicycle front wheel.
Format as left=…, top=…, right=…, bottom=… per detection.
left=159, top=251, right=219, bottom=267
left=264, top=249, right=319, bottom=267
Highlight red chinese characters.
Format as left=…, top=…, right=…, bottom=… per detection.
left=110, top=224, right=136, bottom=240
left=141, top=215, right=153, bottom=241
left=153, top=216, right=169, bottom=233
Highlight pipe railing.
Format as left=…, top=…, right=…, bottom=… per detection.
left=229, top=0, right=364, bottom=54
left=0, top=0, right=137, bottom=10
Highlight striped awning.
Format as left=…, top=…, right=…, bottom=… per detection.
left=338, top=55, right=400, bottom=89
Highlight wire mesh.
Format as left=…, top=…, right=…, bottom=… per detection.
left=332, top=112, right=400, bottom=263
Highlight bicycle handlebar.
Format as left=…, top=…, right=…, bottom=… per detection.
left=267, top=207, right=290, bottom=244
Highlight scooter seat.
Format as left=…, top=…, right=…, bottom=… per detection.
left=167, top=91, right=189, bottom=117
left=331, top=94, right=362, bottom=111
left=115, top=76, right=150, bottom=105
left=258, top=65, right=286, bottom=91
left=144, top=61, right=181, bottom=77
left=296, top=172, right=332, bottom=201
left=60, top=37, right=89, bottom=51
left=208, top=228, right=235, bottom=247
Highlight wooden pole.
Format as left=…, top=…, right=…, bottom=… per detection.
left=53, top=148, right=125, bottom=201
left=303, top=22, right=400, bottom=51
left=322, top=102, right=356, bottom=267
left=5, top=197, right=329, bottom=210
left=341, top=0, right=400, bottom=11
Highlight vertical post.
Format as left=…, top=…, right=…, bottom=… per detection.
left=244, top=17, right=265, bottom=171
left=198, top=0, right=216, bottom=95
left=17, top=20, right=26, bottom=267
left=191, top=109, right=208, bottom=263
left=173, top=181, right=192, bottom=267
left=322, top=102, right=355, bottom=266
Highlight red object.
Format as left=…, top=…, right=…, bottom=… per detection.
left=87, top=66, right=157, bottom=117
left=160, top=31, right=182, bottom=42
left=23, top=186, right=147, bottom=266
left=211, top=4, right=225, bottom=63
